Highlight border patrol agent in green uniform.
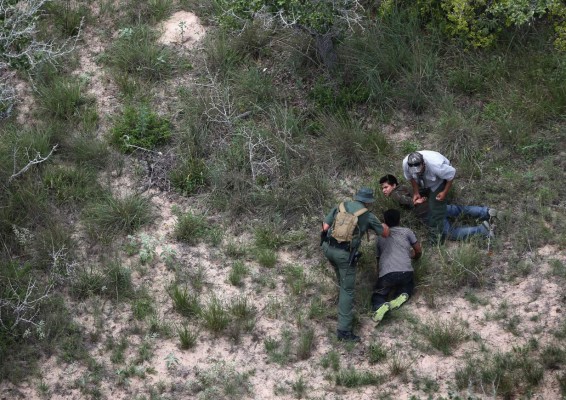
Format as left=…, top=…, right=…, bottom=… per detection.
left=321, top=188, right=390, bottom=342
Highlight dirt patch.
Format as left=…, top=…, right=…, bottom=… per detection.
left=157, top=11, right=206, bottom=49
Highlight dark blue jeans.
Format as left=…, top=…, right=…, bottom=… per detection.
left=371, top=271, right=414, bottom=311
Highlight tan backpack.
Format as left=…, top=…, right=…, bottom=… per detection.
left=331, top=202, right=368, bottom=243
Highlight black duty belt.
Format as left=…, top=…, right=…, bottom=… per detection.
left=328, top=237, right=351, bottom=251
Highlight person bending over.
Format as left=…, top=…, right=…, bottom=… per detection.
left=371, top=209, right=421, bottom=325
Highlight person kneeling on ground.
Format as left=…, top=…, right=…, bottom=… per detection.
left=379, top=174, right=500, bottom=241
left=372, top=209, right=422, bottom=325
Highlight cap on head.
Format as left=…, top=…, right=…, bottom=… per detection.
left=354, top=187, right=375, bottom=203
left=407, top=152, right=424, bottom=166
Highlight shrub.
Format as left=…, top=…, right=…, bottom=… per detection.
left=110, top=105, right=171, bottom=153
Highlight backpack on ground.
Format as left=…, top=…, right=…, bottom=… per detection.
left=331, top=202, right=367, bottom=243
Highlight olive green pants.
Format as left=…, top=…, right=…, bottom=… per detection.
left=428, top=184, right=447, bottom=244
left=322, top=242, right=356, bottom=332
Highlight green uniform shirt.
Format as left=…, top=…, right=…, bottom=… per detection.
left=324, top=200, right=384, bottom=249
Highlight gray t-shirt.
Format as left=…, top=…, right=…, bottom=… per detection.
left=376, top=227, right=418, bottom=277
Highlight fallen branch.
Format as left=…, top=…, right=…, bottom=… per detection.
left=8, top=144, right=58, bottom=183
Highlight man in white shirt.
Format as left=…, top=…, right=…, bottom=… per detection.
left=402, top=151, right=456, bottom=244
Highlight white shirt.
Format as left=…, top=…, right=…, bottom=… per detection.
left=402, top=150, right=456, bottom=192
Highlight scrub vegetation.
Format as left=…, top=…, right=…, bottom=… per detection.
left=1, top=0, right=565, bottom=398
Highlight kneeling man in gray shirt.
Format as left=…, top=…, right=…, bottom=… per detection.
left=372, top=209, right=422, bottom=325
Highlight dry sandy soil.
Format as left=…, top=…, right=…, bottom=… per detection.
left=1, top=10, right=565, bottom=400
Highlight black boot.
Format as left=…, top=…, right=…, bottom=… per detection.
left=336, top=329, right=360, bottom=342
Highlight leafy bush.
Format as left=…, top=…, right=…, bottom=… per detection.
left=110, top=105, right=171, bottom=153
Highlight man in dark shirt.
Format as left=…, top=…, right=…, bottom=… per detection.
left=379, top=174, right=499, bottom=240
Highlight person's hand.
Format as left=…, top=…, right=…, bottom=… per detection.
left=436, top=191, right=447, bottom=201
left=381, top=223, right=390, bottom=237
left=412, top=193, right=422, bottom=205
left=414, top=196, right=427, bottom=204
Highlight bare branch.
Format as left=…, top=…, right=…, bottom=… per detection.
left=0, top=278, right=52, bottom=332
left=9, top=144, right=58, bottom=183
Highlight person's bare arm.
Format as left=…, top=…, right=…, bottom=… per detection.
left=411, top=241, right=422, bottom=260
left=411, top=179, right=421, bottom=204
left=436, top=179, right=453, bottom=201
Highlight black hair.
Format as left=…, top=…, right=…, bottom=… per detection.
left=383, top=209, right=401, bottom=227
left=379, top=174, right=399, bottom=186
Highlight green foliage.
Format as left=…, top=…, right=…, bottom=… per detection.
left=62, top=132, right=112, bottom=169
left=420, top=318, right=468, bottom=355
left=110, top=105, right=171, bottom=153
left=201, top=296, right=230, bottom=333
left=178, top=324, right=198, bottom=349
left=387, top=0, right=566, bottom=49
left=254, top=248, right=278, bottom=268
left=368, top=342, right=387, bottom=364
left=82, top=194, right=153, bottom=240
left=264, top=330, right=293, bottom=365
left=124, top=0, right=173, bottom=24
left=103, top=25, right=179, bottom=81
left=169, top=155, right=207, bottom=195
left=132, top=289, right=155, bottom=320
left=37, top=76, right=96, bottom=121
left=173, top=210, right=210, bottom=245
left=44, top=165, right=103, bottom=205
left=315, top=113, right=390, bottom=172
left=228, top=260, right=248, bottom=286
left=335, top=368, right=384, bottom=388
left=337, top=9, right=438, bottom=112
left=169, top=285, right=201, bottom=318
left=296, top=327, right=315, bottom=360
left=71, top=262, right=133, bottom=301
left=455, top=346, right=544, bottom=398
left=215, top=0, right=339, bottom=32
left=45, top=0, right=90, bottom=37
left=320, top=350, right=340, bottom=371
left=187, top=361, right=253, bottom=400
